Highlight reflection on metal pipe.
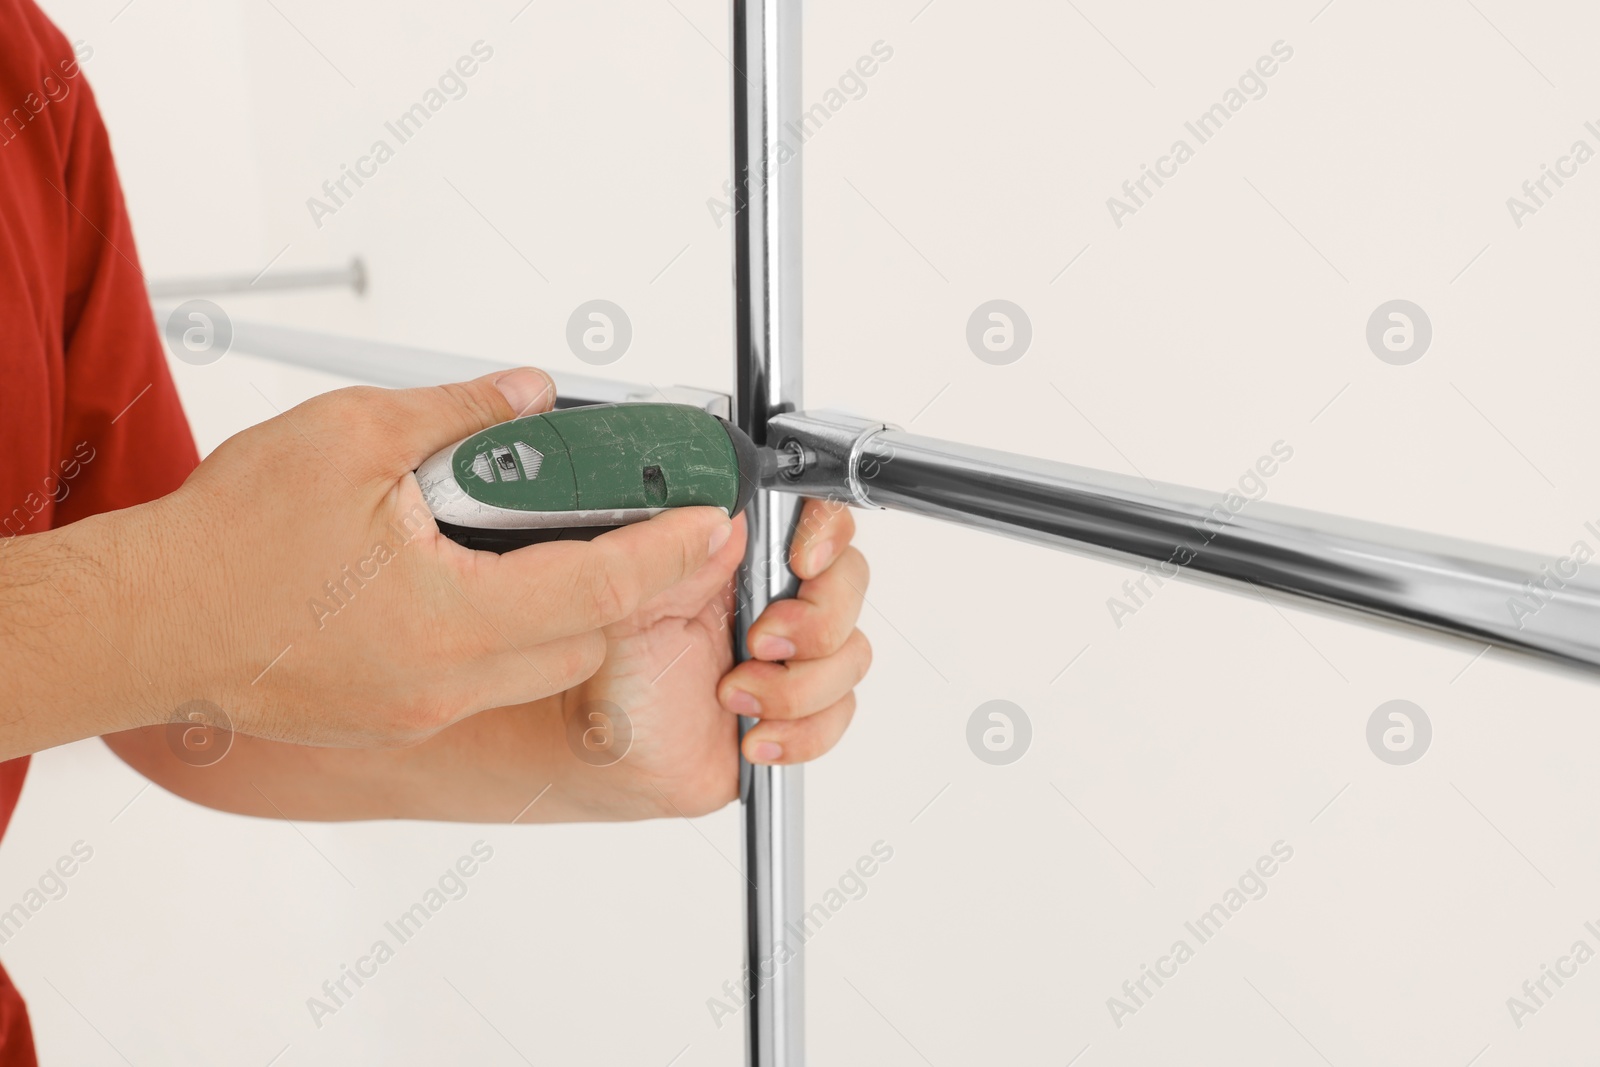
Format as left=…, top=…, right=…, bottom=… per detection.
left=147, top=257, right=368, bottom=300
left=767, top=411, right=1600, bottom=675
left=732, top=0, right=806, bottom=1063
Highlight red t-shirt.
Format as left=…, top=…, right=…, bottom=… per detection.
left=0, top=2, right=200, bottom=1060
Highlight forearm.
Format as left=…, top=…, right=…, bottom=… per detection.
left=102, top=694, right=599, bottom=823
left=0, top=507, right=171, bottom=759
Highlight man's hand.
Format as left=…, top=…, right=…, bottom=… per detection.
left=60, top=369, right=732, bottom=756
left=552, top=499, right=871, bottom=820
left=96, top=382, right=871, bottom=825
left=103, top=494, right=872, bottom=826
left=152, top=369, right=734, bottom=749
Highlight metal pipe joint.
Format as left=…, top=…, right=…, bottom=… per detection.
left=767, top=411, right=896, bottom=507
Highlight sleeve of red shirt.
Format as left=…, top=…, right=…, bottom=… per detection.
left=0, top=6, right=201, bottom=1059
left=46, top=21, right=199, bottom=525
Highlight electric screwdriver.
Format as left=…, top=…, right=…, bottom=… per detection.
left=417, top=402, right=799, bottom=552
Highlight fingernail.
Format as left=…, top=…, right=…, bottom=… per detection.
left=753, top=635, right=797, bottom=661
left=725, top=689, right=761, bottom=716
left=750, top=741, right=783, bottom=763
left=807, top=539, right=835, bottom=574
left=709, top=520, right=734, bottom=556
left=493, top=368, right=555, bottom=416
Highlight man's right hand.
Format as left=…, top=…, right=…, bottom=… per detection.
left=5, top=369, right=732, bottom=758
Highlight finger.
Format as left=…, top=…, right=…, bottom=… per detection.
left=788, top=498, right=856, bottom=581
left=374, top=367, right=557, bottom=470
left=719, top=629, right=871, bottom=721
left=742, top=693, right=856, bottom=765
left=635, top=513, right=749, bottom=621
left=745, top=546, right=867, bottom=661
left=469, top=630, right=608, bottom=714
left=467, top=506, right=735, bottom=641
left=367, top=629, right=605, bottom=743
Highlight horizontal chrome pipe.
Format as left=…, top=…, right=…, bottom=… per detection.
left=162, top=313, right=1598, bottom=672
left=152, top=314, right=727, bottom=414
left=768, top=411, right=1600, bottom=674
left=148, top=258, right=368, bottom=299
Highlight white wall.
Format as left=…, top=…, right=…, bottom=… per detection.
left=10, top=0, right=1600, bottom=1062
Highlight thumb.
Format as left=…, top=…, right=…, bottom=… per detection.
left=387, top=367, right=556, bottom=468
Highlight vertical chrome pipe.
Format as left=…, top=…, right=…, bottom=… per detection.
left=732, top=0, right=805, bottom=1063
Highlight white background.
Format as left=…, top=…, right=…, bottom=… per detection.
left=9, top=0, right=1600, bottom=1063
